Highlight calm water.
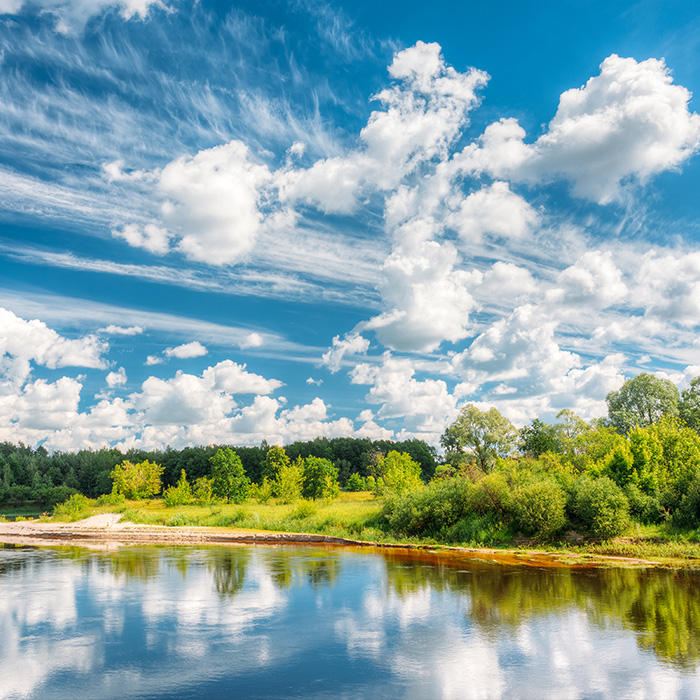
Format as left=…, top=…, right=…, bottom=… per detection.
left=1, top=544, right=700, bottom=699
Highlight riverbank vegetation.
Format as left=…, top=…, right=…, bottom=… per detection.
left=4, top=372, right=700, bottom=560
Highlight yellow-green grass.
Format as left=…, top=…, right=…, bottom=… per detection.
left=44, top=491, right=700, bottom=564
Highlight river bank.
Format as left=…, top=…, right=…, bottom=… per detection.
left=0, top=513, right=687, bottom=569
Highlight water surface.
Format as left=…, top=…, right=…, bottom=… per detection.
left=1, top=543, right=700, bottom=699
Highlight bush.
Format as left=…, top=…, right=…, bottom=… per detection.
left=163, top=470, right=193, bottom=507
left=512, top=478, right=567, bottom=539
left=445, top=512, right=510, bottom=545
left=573, top=476, right=630, bottom=539
left=383, top=478, right=474, bottom=536
left=290, top=500, right=318, bottom=520
left=673, top=475, right=700, bottom=529
left=111, top=460, right=163, bottom=500
left=53, top=493, right=92, bottom=521
left=97, top=492, right=126, bottom=507
left=302, top=457, right=340, bottom=500
left=346, top=473, right=366, bottom=492
left=623, top=483, right=664, bottom=524
left=193, top=477, right=214, bottom=506
left=39, top=485, right=78, bottom=510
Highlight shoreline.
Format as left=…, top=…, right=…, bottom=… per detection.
left=0, top=513, right=676, bottom=569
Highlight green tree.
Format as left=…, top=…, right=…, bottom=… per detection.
left=441, top=404, right=518, bottom=472
left=272, top=455, right=304, bottom=503
left=680, top=376, right=700, bottom=433
left=210, top=448, right=250, bottom=503
left=163, top=469, right=193, bottom=507
left=374, top=450, right=423, bottom=494
left=519, top=419, right=561, bottom=457
left=262, top=446, right=291, bottom=482
left=606, top=373, right=680, bottom=434
left=302, top=456, right=339, bottom=499
left=110, top=460, right=163, bottom=499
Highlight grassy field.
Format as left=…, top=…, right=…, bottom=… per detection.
left=36, top=491, right=700, bottom=563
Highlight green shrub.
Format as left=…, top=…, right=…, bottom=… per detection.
left=163, top=470, right=193, bottom=507
left=623, top=483, right=664, bottom=524
left=290, top=500, right=318, bottom=520
left=673, top=475, right=700, bottom=529
left=512, top=478, right=567, bottom=539
left=445, top=512, right=511, bottom=545
left=166, top=514, right=196, bottom=527
left=383, top=478, right=474, bottom=536
left=97, top=492, right=126, bottom=507
left=39, top=485, right=78, bottom=510
left=53, top=493, right=92, bottom=521
left=250, top=478, right=273, bottom=503
left=302, top=457, right=340, bottom=500
left=193, top=477, right=214, bottom=506
left=573, top=476, right=630, bottom=539
left=346, top=473, right=366, bottom=492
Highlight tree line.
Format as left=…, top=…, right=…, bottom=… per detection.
left=0, top=436, right=437, bottom=509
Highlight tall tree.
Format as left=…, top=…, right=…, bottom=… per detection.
left=441, top=404, right=518, bottom=472
left=606, top=373, right=680, bottom=434
left=210, top=448, right=250, bottom=503
left=680, top=376, right=700, bottom=433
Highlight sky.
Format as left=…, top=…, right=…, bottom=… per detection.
left=1, top=0, right=700, bottom=452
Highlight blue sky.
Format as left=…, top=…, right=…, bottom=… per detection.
left=1, top=0, right=700, bottom=451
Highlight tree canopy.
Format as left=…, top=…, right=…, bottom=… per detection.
left=606, top=373, right=680, bottom=434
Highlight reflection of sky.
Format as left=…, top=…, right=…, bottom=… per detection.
left=0, top=546, right=700, bottom=699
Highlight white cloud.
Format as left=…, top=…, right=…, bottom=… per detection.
left=240, top=332, right=264, bottom=349
left=364, top=231, right=480, bottom=352
left=4, top=0, right=166, bottom=34
left=321, top=333, right=370, bottom=373
left=97, top=324, right=143, bottom=336
left=164, top=341, right=208, bottom=359
left=634, top=250, right=700, bottom=325
left=106, top=367, right=127, bottom=387
left=113, top=223, right=171, bottom=255
left=448, top=181, right=539, bottom=243
left=0, top=307, right=107, bottom=389
left=350, top=352, right=459, bottom=441
left=460, top=55, right=700, bottom=203
left=145, top=354, right=165, bottom=366
left=548, top=250, right=627, bottom=308
left=306, top=377, right=323, bottom=386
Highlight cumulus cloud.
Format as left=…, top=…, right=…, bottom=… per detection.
left=364, top=231, right=480, bottom=353
left=164, top=341, right=208, bottom=359
left=547, top=250, right=628, bottom=308
left=448, top=181, right=538, bottom=243
left=279, top=41, right=488, bottom=213
left=350, top=353, right=459, bottom=440
left=239, top=332, right=264, bottom=349
left=321, top=333, right=370, bottom=373
left=634, top=250, right=700, bottom=325
left=459, top=55, right=700, bottom=203
left=0, top=307, right=108, bottom=389
left=106, top=367, right=127, bottom=387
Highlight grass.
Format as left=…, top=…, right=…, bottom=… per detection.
left=0, top=505, right=45, bottom=521
left=33, top=490, right=700, bottom=566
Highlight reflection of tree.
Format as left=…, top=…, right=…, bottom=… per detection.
left=101, top=548, right=164, bottom=581
left=208, top=547, right=250, bottom=597
left=382, top=551, right=700, bottom=667
left=261, top=546, right=341, bottom=591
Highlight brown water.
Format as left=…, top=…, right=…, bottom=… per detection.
left=1, top=543, right=699, bottom=699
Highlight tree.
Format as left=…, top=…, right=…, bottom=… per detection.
left=302, top=456, right=339, bottom=499
left=110, top=460, right=163, bottom=499
left=374, top=450, right=423, bottom=494
left=441, top=404, right=518, bottom=472
left=680, top=376, right=700, bottom=433
left=606, top=373, right=680, bottom=434
left=210, top=448, right=250, bottom=503
left=519, top=419, right=561, bottom=457
left=163, top=469, right=193, bottom=507
left=262, top=446, right=291, bottom=483
left=273, top=456, right=303, bottom=503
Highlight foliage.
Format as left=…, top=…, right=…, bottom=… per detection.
left=373, top=450, right=423, bottom=495
left=673, top=474, right=700, bottom=529
left=383, top=477, right=474, bottom=536
left=512, top=478, right=567, bottom=539
left=193, top=476, right=214, bottom=505
left=607, top=373, right=680, bottom=434
left=573, top=476, right=630, bottom=539
left=519, top=419, right=562, bottom=457
left=262, top=446, right=291, bottom=483
left=680, top=376, right=700, bottom=433
left=97, top=492, right=126, bottom=507
left=302, top=456, right=340, bottom=500
left=441, top=404, right=518, bottom=472
left=346, top=473, right=367, bottom=491
left=52, top=493, right=92, bottom=521
left=623, top=483, right=664, bottom=524
left=163, top=470, right=193, bottom=507
left=271, top=456, right=303, bottom=503
left=111, top=460, right=163, bottom=500
left=210, top=448, right=250, bottom=503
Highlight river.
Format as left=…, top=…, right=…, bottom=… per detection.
left=1, top=543, right=699, bottom=699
